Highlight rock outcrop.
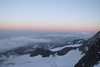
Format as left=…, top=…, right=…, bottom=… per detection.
left=30, top=47, right=78, bottom=57
left=75, top=31, right=100, bottom=67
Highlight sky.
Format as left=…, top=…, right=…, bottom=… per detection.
left=0, top=0, right=100, bottom=32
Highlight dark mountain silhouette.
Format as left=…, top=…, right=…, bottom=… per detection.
left=75, top=31, right=100, bottom=67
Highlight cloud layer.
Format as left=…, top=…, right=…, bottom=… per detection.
left=0, top=36, right=51, bottom=52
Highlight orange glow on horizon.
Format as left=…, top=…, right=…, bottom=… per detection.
left=0, top=24, right=99, bottom=32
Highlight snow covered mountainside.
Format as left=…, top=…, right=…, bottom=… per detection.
left=0, top=46, right=82, bottom=67
left=75, top=31, right=100, bottom=67
left=0, top=31, right=99, bottom=67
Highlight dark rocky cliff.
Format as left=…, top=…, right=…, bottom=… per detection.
left=75, top=31, right=100, bottom=67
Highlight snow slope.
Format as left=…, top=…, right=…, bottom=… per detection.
left=50, top=44, right=81, bottom=51
left=0, top=41, right=99, bottom=67
left=94, top=63, right=100, bottom=67
left=0, top=49, right=83, bottom=67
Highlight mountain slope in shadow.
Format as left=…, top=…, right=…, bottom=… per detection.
left=75, top=31, right=100, bottom=67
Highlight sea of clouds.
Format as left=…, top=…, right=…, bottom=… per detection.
left=0, top=36, right=51, bottom=52
left=0, top=31, right=95, bottom=52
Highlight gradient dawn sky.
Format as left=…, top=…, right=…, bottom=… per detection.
left=0, top=0, right=100, bottom=32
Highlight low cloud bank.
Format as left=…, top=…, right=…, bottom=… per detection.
left=0, top=36, right=51, bottom=52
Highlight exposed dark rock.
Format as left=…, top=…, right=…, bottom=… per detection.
left=30, top=47, right=78, bottom=57
left=56, top=47, right=77, bottom=56
left=30, top=48, right=55, bottom=57
left=79, top=31, right=100, bottom=54
left=75, top=31, right=100, bottom=67
left=72, top=39, right=86, bottom=44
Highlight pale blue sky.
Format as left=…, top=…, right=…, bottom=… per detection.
left=0, top=0, right=100, bottom=31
